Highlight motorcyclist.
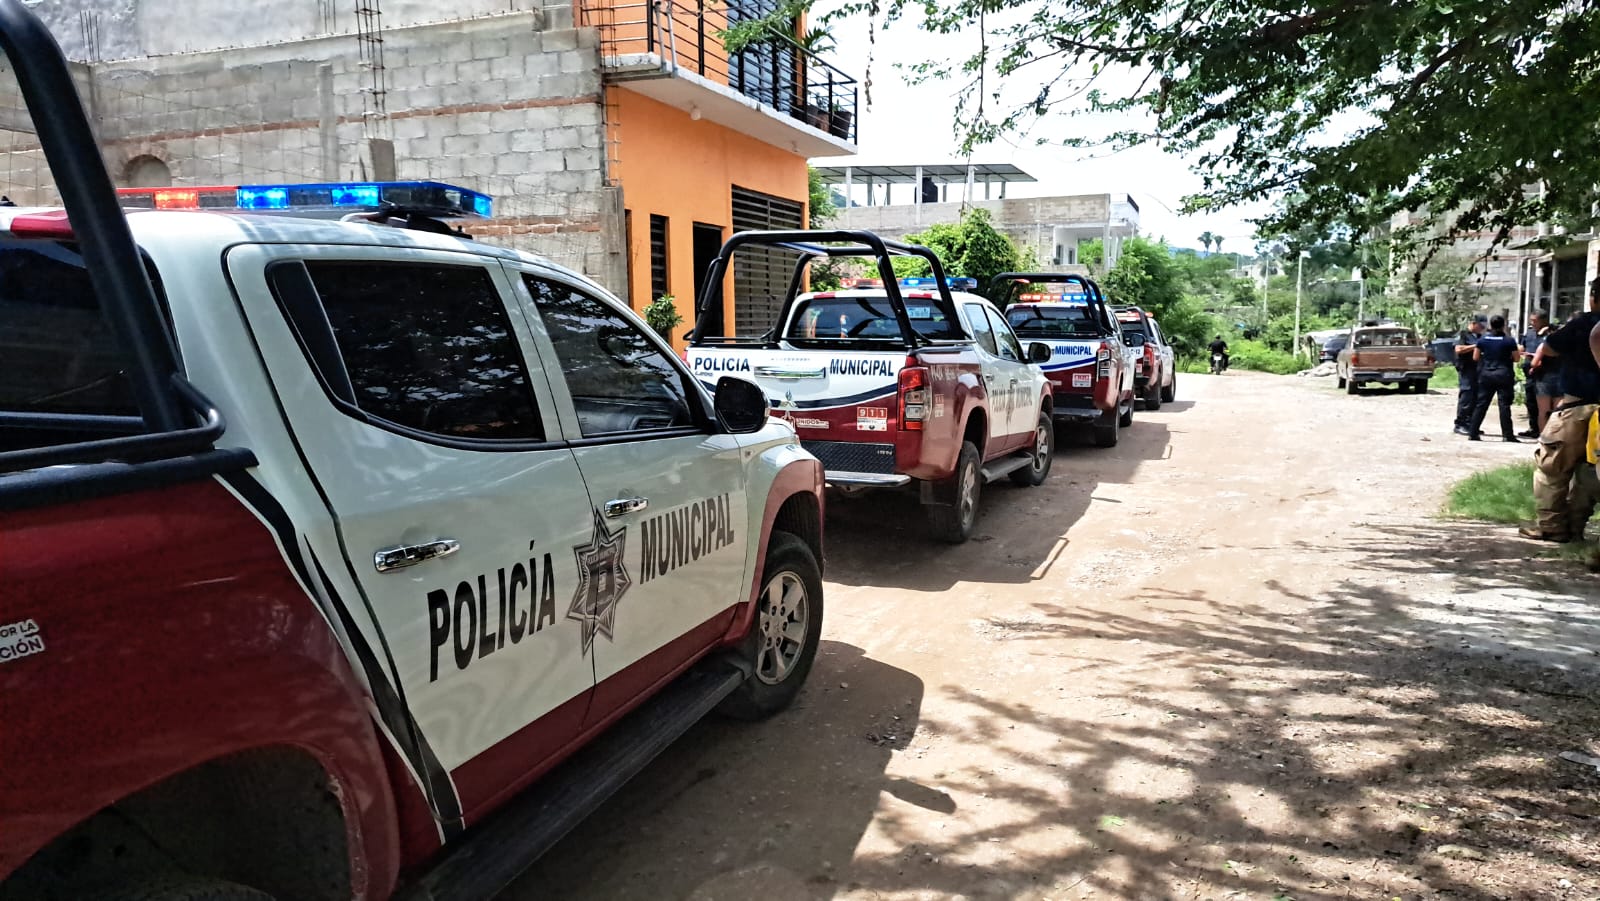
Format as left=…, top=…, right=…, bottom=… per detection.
left=1208, top=335, right=1230, bottom=372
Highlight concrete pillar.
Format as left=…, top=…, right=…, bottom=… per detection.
left=843, top=166, right=852, bottom=210
left=914, top=165, right=922, bottom=225
left=318, top=65, right=337, bottom=181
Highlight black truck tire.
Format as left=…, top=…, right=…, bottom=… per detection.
left=1161, top=374, right=1176, bottom=404
left=1093, top=407, right=1120, bottom=448
left=718, top=531, right=824, bottom=720
left=1010, top=411, right=1054, bottom=487
left=925, top=441, right=982, bottom=543
left=1144, top=378, right=1163, bottom=411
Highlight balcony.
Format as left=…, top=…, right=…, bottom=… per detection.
left=580, top=0, right=859, bottom=157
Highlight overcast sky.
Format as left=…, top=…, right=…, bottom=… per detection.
left=815, top=13, right=1271, bottom=253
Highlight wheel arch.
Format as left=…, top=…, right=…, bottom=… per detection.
left=0, top=746, right=355, bottom=901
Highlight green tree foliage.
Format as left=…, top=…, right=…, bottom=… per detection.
left=828, top=0, right=1600, bottom=258
left=1103, top=237, right=1219, bottom=354
left=807, top=166, right=848, bottom=290
left=896, top=207, right=1024, bottom=296
left=1104, top=237, right=1182, bottom=317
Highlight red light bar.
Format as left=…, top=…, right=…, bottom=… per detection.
left=117, top=185, right=240, bottom=210
left=10, top=210, right=73, bottom=239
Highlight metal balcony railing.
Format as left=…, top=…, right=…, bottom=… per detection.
left=581, top=0, right=859, bottom=144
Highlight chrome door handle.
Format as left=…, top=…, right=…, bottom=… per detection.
left=754, top=366, right=826, bottom=379
left=374, top=539, right=460, bottom=574
left=604, top=497, right=649, bottom=518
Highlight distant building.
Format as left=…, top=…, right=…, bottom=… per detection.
left=1389, top=206, right=1599, bottom=327
left=814, top=164, right=1139, bottom=270
left=9, top=0, right=861, bottom=343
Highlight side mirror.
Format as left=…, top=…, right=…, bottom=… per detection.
left=714, top=376, right=769, bottom=434
left=1028, top=341, right=1052, bottom=364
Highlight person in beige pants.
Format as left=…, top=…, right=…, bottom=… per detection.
left=1525, top=400, right=1600, bottom=541
left=1522, top=283, right=1600, bottom=542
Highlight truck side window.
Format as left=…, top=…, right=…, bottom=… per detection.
left=0, top=239, right=139, bottom=417
left=304, top=261, right=543, bottom=441
left=985, top=307, right=1025, bottom=362
left=964, top=303, right=998, bottom=356
left=522, top=275, right=694, bottom=439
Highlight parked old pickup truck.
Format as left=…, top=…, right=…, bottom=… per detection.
left=0, top=6, right=827, bottom=898
left=1336, top=324, right=1436, bottom=394
left=685, top=231, right=1055, bottom=544
left=993, top=273, right=1136, bottom=447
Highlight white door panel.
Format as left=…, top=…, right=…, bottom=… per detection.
left=506, top=266, right=750, bottom=721
left=225, top=244, right=596, bottom=774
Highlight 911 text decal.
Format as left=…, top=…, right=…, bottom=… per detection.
left=639, top=494, right=737, bottom=584
left=427, top=541, right=557, bottom=682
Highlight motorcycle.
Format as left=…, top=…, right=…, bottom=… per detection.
left=1210, top=351, right=1229, bottom=374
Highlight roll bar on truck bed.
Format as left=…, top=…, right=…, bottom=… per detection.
left=0, top=0, right=227, bottom=477
left=688, top=229, right=968, bottom=351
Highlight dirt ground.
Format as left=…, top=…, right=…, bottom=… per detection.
left=509, top=372, right=1600, bottom=901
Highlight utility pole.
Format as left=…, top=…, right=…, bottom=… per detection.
left=1354, top=267, right=1366, bottom=323
left=1294, top=249, right=1310, bottom=357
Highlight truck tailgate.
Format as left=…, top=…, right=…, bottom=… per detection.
left=687, top=347, right=905, bottom=472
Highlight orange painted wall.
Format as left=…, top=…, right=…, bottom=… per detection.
left=612, top=86, right=808, bottom=347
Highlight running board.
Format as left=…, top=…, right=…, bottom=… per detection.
left=405, top=662, right=746, bottom=901
left=981, top=452, right=1033, bottom=483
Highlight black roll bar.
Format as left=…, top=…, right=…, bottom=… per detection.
left=989, top=271, right=1116, bottom=333
left=0, top=0, right=186, bottom=432
left=689, top=229, right=963, bottom=349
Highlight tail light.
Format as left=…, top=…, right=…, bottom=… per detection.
left=899, top=360, right=929, bottom=430
left=1143, top=343, right=1156, bottom=372
left=1350, top=352, right=1362, bottom=367
left=1096, top=341, right=1113, bottom=378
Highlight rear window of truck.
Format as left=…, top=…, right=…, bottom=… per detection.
left=1006, top=305, right=1099, bottom=338
left=787, top=295, right=965, bottom=343
left=0, top=238, right=142, bottom=416
left=1352, top=328, right=1419, bottom=347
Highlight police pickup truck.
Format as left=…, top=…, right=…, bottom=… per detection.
left=993, top=273, right=1136, bottom=448
left=0, top=7, right=825, bottom=898
left=685, top=231, right=1055, bottom=544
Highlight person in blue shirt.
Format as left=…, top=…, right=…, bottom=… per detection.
left=1519, top=311, right=1552, bottom=436
left=1467, top=315, right=1522, bottom=441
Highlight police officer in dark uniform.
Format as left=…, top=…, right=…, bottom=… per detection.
left=1453, top=315, right=1486, bottom=436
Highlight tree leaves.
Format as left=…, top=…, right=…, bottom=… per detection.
left=826, top=0, right=1600, bottom=256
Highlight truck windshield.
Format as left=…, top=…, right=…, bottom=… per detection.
left=786, top=294, right=965, bottom=342
left=1005, top=305, right=1099, bottom=338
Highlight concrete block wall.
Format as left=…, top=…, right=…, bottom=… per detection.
left=0, top=11, right=625, bottom=293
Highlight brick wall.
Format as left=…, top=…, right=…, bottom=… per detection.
left=0, top=11, right=627, bottom=295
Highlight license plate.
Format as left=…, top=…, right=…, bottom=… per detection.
left=1071, top=373, right=1093, bottom=388
left=1383, top=371, right=1402, bottom=379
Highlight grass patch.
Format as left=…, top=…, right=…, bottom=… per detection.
left=1175, top=355, right=1210, bottom=374
left=1444, top=462, right=1535, bottom=524
left=1228, top=339, right=1304, bottom=375
left=1429, top=366, right=1459, bottom=390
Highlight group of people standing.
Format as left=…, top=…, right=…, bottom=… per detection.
left=1453, top=282, right=1600, bottom=543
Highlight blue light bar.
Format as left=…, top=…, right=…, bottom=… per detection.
left=237, top=186, right=289, bottom=210
left=234, top=180, right=493, bottom=219
left=898, top=276, right=977, bottom=292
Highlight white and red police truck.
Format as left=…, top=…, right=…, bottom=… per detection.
left=684, top=232, right=1055, bottom=544
left=993, top=273, right=1137, bottom=447
left=0, top=6, right=826, bottom=897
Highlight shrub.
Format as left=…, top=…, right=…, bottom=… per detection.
left=1227, top=339, right=1304, bottom=375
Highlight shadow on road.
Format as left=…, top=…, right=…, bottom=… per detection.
left=507, top=642, right=927, bottom=900
left=830, top=573, right=1600, bottom=899
left=822, top=422, right=1175, bottom=591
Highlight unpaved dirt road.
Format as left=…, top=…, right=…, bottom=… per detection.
left=510, top=372, right=1600, bottom=901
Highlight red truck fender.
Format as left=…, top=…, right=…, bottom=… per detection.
left=0, top=476, right=416, bottom=899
